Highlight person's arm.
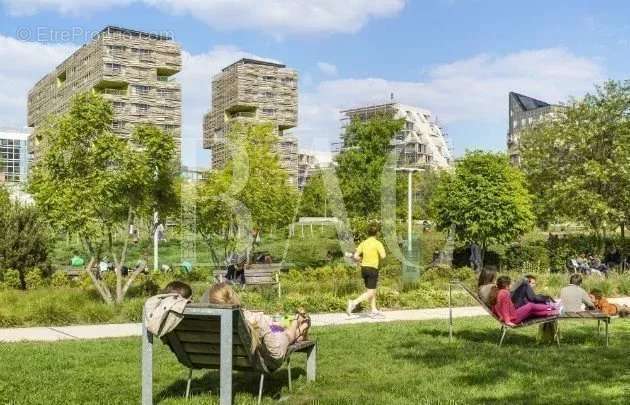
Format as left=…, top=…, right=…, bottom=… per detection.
left=353, top=242, right=363, bottom=262
left=525, top=285, right=550, bottom=304
left=378, top=242, right=386, bottom=260
left=582, top=289, right=595, bottom=309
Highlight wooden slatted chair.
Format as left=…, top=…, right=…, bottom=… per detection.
left=448, top=280, right=611, bottom=346
left=214, top=264, right=282, bottom=298
left=161, top=303, right=316, bottom=404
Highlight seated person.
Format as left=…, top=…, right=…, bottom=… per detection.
left=489, top=276, right=558, bottom=327
left=164, top=280, right=193, bottom=300
left=589, top=288, right=630, bottom=317
left=477, top=266, right=497, bottom=305
left=225, top=253, right=247, bottom=285
left=201, top=282, right=310, bottom=370
left=588, top=255, right=609, bottom=276
left=510, top=274, right=554, bottom=308
left=559, top=273, right=595, bottom=312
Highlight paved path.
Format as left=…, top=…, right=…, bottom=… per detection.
left=2, top=297, right=629, bottom=343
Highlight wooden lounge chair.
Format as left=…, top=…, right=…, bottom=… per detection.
left=141, top=303, right=316, bottom=405
left=447, top=280, right=611, bottom=347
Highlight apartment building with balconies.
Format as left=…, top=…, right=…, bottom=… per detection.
left=27, top=26, right=182, bottom=160
left=338, top=103, right=452, bottom=169
left=203, top=58, right=299, bottom=185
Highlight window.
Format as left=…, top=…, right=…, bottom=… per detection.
left=263, top=75, right=276, bottom=81
left=105, top=63, right=122, bottom=73
left=135, top=104, right=149, bottom=114
left=262, top=108, right=275, bottom=114
left=134, top=85, right=151, bottom=96
left=157, top=88, right=171, bottom=98
left=113, top=102, right=125, bottom=111
left=112, top=121, right=125, bottom=129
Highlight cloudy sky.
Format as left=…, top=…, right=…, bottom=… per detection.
left=0, top=0, right=628, bottom=167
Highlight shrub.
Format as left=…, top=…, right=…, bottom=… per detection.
left=51, top=271, right=72, bottom=288
left=2, top=269, right=21, bottom=289
left=27, top=301, right=77, bottom=325
left=24, top=268, right=47, bottom=289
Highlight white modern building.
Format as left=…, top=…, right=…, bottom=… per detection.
left=0, top=130, right=29, bottom=183
left=339, top=103, right=452, bottom=169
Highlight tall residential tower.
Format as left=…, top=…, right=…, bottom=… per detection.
left=203, top=58, right=299, bottom=185
left=27, top=26, right=182, bottom=159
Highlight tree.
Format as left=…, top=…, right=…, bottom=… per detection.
left=197, top=123, right=299, bottom=260
left=28, top=92, right=179, bottom=304
left=430, top=151, right=534, bottom=262
left=335, top=114, right=404, bottom=219
left=0, top=183, right=9, bottom=209
left=0, top=202, right=49, bottom=289
left=299, top=169, right=327, bottom=217
left=521, top=80, right=630, bottom=241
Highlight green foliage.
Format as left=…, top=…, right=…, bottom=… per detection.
left=28, top=92, right=178, bottom=303
left=197, top=123, right=299, bottom=258
left=521, top=80, right=630, bottom=232
left=24, top=268, right=47, bottom=289
left=2, top=269, right=21, bottom=289
left=0, top=202, right=49, bottom=289
left=51, top=271, right=72, bottom=288
left=299, top=170, right=327, bottom=217
left=335, top=114, right=404, bottom=219
left=431, top=151, right=534, bottom=258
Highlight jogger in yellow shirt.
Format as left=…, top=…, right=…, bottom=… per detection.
left=346, top=223, right=386, bottom=318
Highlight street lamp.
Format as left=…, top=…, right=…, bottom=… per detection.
left=395, top=167, right=425, bottom=253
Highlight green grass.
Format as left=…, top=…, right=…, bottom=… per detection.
left=1, top=317, right=629, bottom=404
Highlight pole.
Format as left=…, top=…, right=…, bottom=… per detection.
left=407, top=170, right=412, bottom=253
left=153, top=211, right=159, bottom=271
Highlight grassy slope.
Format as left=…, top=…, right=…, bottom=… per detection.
left=1, top=318, right=629, bottom=404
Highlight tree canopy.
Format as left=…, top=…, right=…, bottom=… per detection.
left=28, top=92, right=179, bottom=303
left=197, top=123, right=298, bottom=259
left=430, top=151, right=534, bottom=259
left=520, top=80, right=630, bottom=235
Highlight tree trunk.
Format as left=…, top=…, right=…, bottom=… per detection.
left=83, top=257, right=113, bottom=304
left=621, top=222, right=626, bottom=271
left=114, top=208, right=134, bottom=304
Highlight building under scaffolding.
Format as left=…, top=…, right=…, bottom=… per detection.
left=203, top=58, right=299, bottom=186
left=338, top=103, right=452, bottom=169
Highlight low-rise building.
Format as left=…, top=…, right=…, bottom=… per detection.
left=0, top=130, right=29, bottom=184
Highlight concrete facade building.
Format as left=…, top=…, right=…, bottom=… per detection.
left=507, top=92, right=564, bottom=165
left=297, top=152, right=318, bottom=190
left=27, top=26, right=182, bottom=159
left=339, top=103, right=452, bottom=169
left=203, top=58, right=299, bottom=185
left=0, top=130, right=29, bottom=183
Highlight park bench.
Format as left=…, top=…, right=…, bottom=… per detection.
left=214, top=264, right=283, bottom=298
left=447, top=280, right=611, bottom=347
left=141, top=303, right=316, bottom=405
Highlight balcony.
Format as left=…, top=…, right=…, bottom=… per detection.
left=101, top=88, right=127, bottom=96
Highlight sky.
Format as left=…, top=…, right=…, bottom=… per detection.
left=0, top=0, right=629, bottom=167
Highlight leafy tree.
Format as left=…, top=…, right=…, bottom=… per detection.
left=0, top=183, right=9, bottom=209
left=0, top=202, right=49, bottom=289
left=521, top=80, right=630, bottom=242
left=335, top=114, right=404, bottom=219
left=197, top=123, right=298, bottom=260
left=28, top=92, right=179, bottom=304
left=430, top=151, right=534, bottom=262
left=299, top=169, right=327, bottom=217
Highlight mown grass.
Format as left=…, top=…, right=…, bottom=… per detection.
left=1, top=317, right=629, bottom=404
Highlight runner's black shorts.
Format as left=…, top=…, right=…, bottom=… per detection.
left=361, top=267, right=379, bottom=289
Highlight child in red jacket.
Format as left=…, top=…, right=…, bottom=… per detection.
left=490, top=276, right=558, bottom=326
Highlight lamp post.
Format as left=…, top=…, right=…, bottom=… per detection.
left=395, top=167, right=424, bottom=252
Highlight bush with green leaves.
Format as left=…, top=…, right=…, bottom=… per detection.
left=51, top=271, right=72, bottom=288
left=24, top=268, right=47, bottom=289
left=2, top=269, right=21, bottom=289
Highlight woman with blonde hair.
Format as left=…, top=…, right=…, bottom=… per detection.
left=201, top=282, right=311, bottom=370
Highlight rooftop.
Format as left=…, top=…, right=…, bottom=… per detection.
left=222, top=58, right=286, bottom=72
left=510, top=92, right=552, bottom=111
left=98, top=26, right=173, bottom=41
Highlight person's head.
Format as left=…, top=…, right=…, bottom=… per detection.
left=569, top=273, right=583, bottom=286
left=496, top=275, right=511, bottom=290
left=525, top=274, right=537, bottom=288
left=163, top=281, right=192, bottom=299
left=205, top=282, right=241, bottom=306
left=477, top=266, right=497, bottom=287
left=367, top=223, right=380, bottom=237
left=590, top=288, right=603, bottom=300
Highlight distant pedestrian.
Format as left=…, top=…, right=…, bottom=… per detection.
left=469, top=242, right=482, bottom=272
left=346, top=223, right=387, bottom=318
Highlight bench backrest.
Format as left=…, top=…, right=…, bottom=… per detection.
left=163, top=306, right=268, bottom=372
left=214, top=264, right=280, bottom=285
left=457, top=282, right=501, bottom=321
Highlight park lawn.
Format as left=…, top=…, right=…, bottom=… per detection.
left=1, top=318, right=629, bottom=404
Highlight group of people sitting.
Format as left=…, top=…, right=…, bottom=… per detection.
left=477, top=268, right=630, bottom=326
left=151, top=280, right=311, bottom=371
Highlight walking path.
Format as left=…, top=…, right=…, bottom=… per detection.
left=2, top=297, right=629, bottom=343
